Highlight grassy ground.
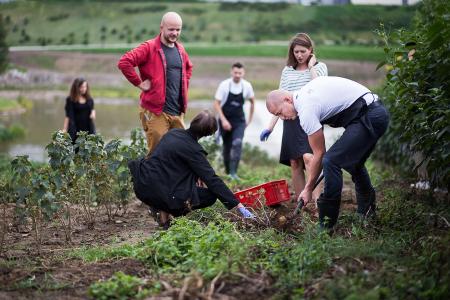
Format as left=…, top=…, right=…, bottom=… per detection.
left=0, top=145, right=448, bottom=299
left=0, top=97, right=22, bottom=112
left=69, top=44, right=385, bottom=62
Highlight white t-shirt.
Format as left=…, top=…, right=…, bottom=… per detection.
left=214, top=78, right=255, bottom=106
left=293, top=76, right=373, bottom=135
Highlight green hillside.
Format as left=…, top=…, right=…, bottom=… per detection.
left=1, top=1, right=418, bottom=47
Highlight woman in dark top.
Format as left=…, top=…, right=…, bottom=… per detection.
left=62, top=78, right=96, bottom=142
left=128, top=110, right=255, bottom=229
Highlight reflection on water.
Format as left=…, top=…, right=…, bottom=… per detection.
left=0, top=98, right=343, bottom=162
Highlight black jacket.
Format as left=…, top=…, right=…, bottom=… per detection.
left=128, top=129, right=239, bottom=211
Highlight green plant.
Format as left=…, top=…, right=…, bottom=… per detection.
left=88, top=272, right=149, bottom=300
left=375, top=0, right=450, bottom=188
left=0, top=123, right=25, bottom=142
left=0, top=14, right=8, bottom=74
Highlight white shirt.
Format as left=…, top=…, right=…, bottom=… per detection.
left=214, top=78, right=255, bottom=106
left=293, top=76, right=373, bottom=135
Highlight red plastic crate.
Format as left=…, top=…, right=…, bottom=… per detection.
left=234, top=180, right=290, bottom=208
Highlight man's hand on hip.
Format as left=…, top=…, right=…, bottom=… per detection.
left=138, top=79, right=151, bottom=91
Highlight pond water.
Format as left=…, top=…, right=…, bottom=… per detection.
left=0, top=98, right=344, bottom=162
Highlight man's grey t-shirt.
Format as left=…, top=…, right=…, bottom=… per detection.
left=161, top=43, right=182, bottom=116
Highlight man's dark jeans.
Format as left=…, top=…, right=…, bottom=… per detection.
left=322, top=103, right=389, bottom=200
left=221, top=121, right=246, bottom=175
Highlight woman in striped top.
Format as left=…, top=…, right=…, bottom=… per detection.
left=260, top=33, right=327, bottom=202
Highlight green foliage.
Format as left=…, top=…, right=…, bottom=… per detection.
left=81, top=44, right=385, bottom=61
left=0, top=14, right=8, bottom=74
left=374, top=0, right=450, bottom=188
left=0, top=123, right=25, bottom=142
left=2, top=2, right=416, bottom=48
left=88, top=272, right=149, bottom=300
left=70, top=161, right=449, bottom=299
left=144, top=218, right=248, bottom=279
left=219, top=1, right=290, bottom=12
left=7, top=129, right=147, bottom=245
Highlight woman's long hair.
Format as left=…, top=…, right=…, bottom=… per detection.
left=286, top=33, right=314, bottom=68
left=69, top=77, right=91, bottom=102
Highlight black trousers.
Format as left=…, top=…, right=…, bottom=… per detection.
left=322, top=102, right=390, bottom=200
left=144, top=187, right=218, bottom=217
left=220, top=121, right=246, bottom=175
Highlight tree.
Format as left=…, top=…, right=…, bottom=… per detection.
left=0, top=15, right=8, bottom=74
left=375, top=0, right=450, bottom=188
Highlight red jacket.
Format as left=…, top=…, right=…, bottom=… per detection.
left=117, top=34, right=193, bottom=115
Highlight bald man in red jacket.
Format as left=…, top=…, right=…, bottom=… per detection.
left=118, top=12, right=193, bottom=154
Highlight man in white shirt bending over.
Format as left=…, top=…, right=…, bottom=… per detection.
left=266, top=76, right=389, bottom=230
left=214, top=62, right=255, bottom=180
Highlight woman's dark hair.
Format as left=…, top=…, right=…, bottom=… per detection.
left=189, top=110, right=218, bottom=139
left=286, top=33, right=314, bottom=68
left=69, top=77, right=91, bottom=102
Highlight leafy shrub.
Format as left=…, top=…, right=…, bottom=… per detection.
left=47, top=13, right=69, bottom=22
left=181, top=7, right=205, bottom=15
left=88, top=272, right=149, bottom=300
left=7, top=128, right=147, bottom=246
left=122, top=5, right=167, bottom=14
left=0, top=123, right=25, bottom=142
left=374, top=0, right=450, bottom=188
left=219, top=2, right=289, bottom=12
left=270, top=230, right=333, bottom=296
left=144, top=217, right=248, bottom=279
left=0, top=14, right=8, bottom=73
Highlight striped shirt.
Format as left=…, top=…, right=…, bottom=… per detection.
left=279, top=62, right=328, bottom=91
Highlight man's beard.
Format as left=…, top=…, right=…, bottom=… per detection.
left=164, top=33, right=178, bottom=43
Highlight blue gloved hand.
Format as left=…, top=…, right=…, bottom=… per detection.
left=238, top=206, right=255, bottom=219
left=260, top=129, right=272, bottom=142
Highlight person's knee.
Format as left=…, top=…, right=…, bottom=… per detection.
left=322, top=155, right=334, bottom=170
left=290, top=158, right=303, bottom=170
left=303, top=153, right=313, bottom=167
left=230, top=138, right=242, bottom=159
left=231, top=138, right=242, bottom=148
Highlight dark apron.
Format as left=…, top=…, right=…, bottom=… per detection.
left=221, top=82, right=245, bottom=125
left=322, top=92, right=377, bottom=137
left=322, top=92, right=383, bottom=170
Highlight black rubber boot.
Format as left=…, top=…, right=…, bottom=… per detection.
left=229, top=160, right=239, bottom=179
left=356, top=188, right=376, bottom=218
left=317, top=194, right=341, bottom=229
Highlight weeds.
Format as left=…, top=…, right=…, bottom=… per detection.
left=88, top=272, right=149, bottom=300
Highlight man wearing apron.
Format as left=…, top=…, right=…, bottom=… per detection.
left=266, top=76, right=389, bottom=229
left=214, top=63, right=255, bottom=180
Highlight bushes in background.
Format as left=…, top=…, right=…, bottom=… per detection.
left=374, top=0, right=449, bottom=188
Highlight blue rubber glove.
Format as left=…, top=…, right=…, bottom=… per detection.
left=238, top=207, right=255, bottom=219
left=260, top=129, right=272, bottom=142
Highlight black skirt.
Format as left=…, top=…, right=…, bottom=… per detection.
left=279, top=118, right=313, bottom=166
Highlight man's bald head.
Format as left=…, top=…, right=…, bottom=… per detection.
left=161, top=12, right=182, bottom=27
left=160, top=12, right=183, bottom=46
left=266, top=89, right=297, bottom=120
left=266, top=90, right=290, bottom=112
